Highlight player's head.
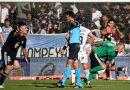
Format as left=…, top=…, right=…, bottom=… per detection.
left=115, top=42, right=125, bottom=53
left=91, top=6, right=97, bottom=13
left=100, top=26, right=107, bottom=35
left=17, top=22, right=28, bottom=36
left=77, top=17, right=84, bottom=25
left=65, top=11, right=75, bottom=22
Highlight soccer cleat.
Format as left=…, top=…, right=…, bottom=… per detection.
left=74, top=84, right=83, bottom=88
left=0, top=85, right=4, bottom=88
left=71, top=83, right=76, bottom=87
left=54, top=80, right=64, bottom=88
left=104, top=77, right=110, bottom=80
left=86, top=82, right=92, bottom=88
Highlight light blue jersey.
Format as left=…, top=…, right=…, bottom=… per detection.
left=69, top=22, right=80, bottom=44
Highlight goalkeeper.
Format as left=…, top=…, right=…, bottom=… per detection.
left=84, top=40, right=125, bottom=87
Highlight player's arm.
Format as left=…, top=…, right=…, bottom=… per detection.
left=59, top=42, right=68, bottom=55
left=87, top=32, right=95, bottom=44
left=21, top=38, right=28, bottom=64
left=22, top=48, right=28, bottom=64
left=85, top=32, right=95, bottom=51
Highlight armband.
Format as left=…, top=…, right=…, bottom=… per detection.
left=62, top=46, right=67, bottom=50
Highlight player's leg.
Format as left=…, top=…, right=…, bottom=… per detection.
left=60, top=59, right=73, bottom=86
left=13, top=60, right=20, bottom=69
left=71, top=67, right=76, bottom=86
left=0, top=54, right=14, bottom=88
left=104, top=60, right=110, bottom=80
left=73, top=60, right=83, bottom=88
left=55, top=59, right=74, bottom=88
left=116, top=66, right=128, bottom=78
left=79, top=51, right=89, bottom=72
left=72, top=44, right=82, bottom=88
left=105, top=60, right=116, bottom=80
left=84, top=51, right=105, bottom=87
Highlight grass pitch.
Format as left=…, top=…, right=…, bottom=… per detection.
left=2, top=79, right=130, bottom=90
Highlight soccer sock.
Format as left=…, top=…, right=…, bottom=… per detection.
left=75, top=68, right=81, bottom=86
left=87, top=74, right=96, bottom=82
left=61, top=66, right=71, bottom=85
left=106, top=69, right=110, bottom=78
left=89, top=66, right=103, bottom=73
left=0, top=71, right=8, bottom=85
left=71, top=69, right=76, bottom=84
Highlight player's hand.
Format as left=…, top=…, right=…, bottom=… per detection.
left=25, top=58, right=28, bottom=64
left=59, top=48, right=65, bottom=55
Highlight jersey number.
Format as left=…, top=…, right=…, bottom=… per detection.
left=80, top=36, right=83, bottom=45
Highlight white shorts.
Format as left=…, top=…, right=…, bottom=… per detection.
left=78, top=51, right=88, bottom=63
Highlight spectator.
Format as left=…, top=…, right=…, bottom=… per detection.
left=15, top=2, right=31, bottom=23
left=0, top=3, right=9, bottom=27
left=91, top=6, right=102, bottom=29
left=76, top=7, right=86, bottom=26
left=9, top=3, right=17, bottom=29
left=25, top=12, right=35, bottom=34
left=125, top=13, right=130, bottom=28
left=33, top=22, right=42, bottom=34
left=2, top=18, right=13, bottom=34
left=106, top=19, right=124, bottom=42
left=40, top=23, right=46, bottom=34
left=54, top=2, right=62, bottom=19
left=100, top=2, right=112, bottom=15
left=70, top=4, right=78, bottom=14
left=37, top=6, right=48, bottom=24
left=100, top=15, right=110, bottom=27
left=46, top=22, right=53, bottom=34
left=53, top=23, right=60, bottom=33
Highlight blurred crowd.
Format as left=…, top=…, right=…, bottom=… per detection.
left=0, top=2, right=130, bottom=43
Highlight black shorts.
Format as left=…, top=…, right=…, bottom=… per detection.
left=1, top=50, right=18, bottom=66
left=68, top=43, right=80, bottom=60
left=90, top=51, right=103, bottom=69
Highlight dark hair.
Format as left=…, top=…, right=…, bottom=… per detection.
left=17, top=22, right=27, bottom=28
left=76, top=17, right=83, bottom=24
left=108, top=18, right=115, bottom=23
left=100, top=26, right=106, bottom=31
left=4, top=18, right=11, bottom=22
left=116, top=42, right=125, bottom=48
left=65, top=11, right=75, bottom=18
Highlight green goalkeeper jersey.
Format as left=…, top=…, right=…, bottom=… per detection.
left=93, top=40, right=118, bottom=61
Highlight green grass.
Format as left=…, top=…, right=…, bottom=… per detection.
left=2, top=79, right=130, bottom=90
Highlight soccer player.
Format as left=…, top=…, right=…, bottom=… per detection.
left=84, top=40, right=125, bottom=87
left=0, top=22, right=28, bottom=88
left=71, top=17, right=95, bottom=85
left=99, top=26, right=127, bottom=80
left=55, top=11, right=82, bottom=88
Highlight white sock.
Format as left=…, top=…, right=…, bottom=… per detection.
left=71, top=69, right=76, bottom=84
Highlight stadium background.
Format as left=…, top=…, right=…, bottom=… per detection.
left=0, top=2, right=130, bottom=80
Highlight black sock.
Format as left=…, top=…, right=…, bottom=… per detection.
left=0, top=71, right=8, bottom=85
left=106, top=69, right=110, bottom=78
